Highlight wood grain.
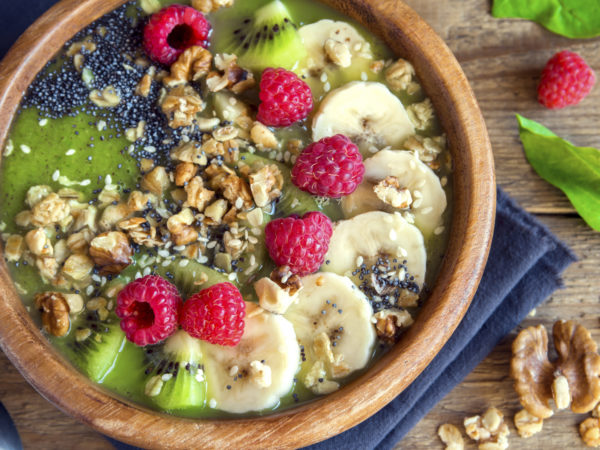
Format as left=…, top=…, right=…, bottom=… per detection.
left=0, top=0, right=494, bottom=448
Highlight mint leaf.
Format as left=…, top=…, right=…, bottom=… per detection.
left=492, top=0, right=600, bottom=39
left=517, top=114, right=600, bottom=231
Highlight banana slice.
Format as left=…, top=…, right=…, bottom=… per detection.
left=312, top=81, right=415, bottom=152
left=342, top=150, right=447, bottom=237
left=202, top=303, right=299, bottom=414
left=323, top=211, right=426, bottom=288
left=284, top=273, right=376, bottom=387
left=298, top=19, right=372, bottom=72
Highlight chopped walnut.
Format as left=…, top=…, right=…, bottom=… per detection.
left=269, top=266, right=302, bottom=295
left=167, top=208, right=198, bottom=246
left=370, top=60, right=385, bottom=74
left=206, top=71, right=229, bottom=92
left=250, top=121, right=278, bottom=149
left=438, top=423, right=465, bottom=450
left=511, top=321, right=600, bottom=418
left=4, top=235, right=25, bottom=261
left=184, top=176, right=215, bottom=212
left=25, top=228, right=53, bottom=257
left=99, top=203, right=131, bottom=231
left=204, top=199, right=228, bottom=224
left=66, top=227, right=94, bottom=254
left=163, top=46, right=212, bottom=87
left=125, top=120, right=146, bottom=142
left=324, top=38, right=352, bottom=67
left=89, top=85, right=121, bottom=107
left=89, top=231, right=132, bottom=275
left=221, top=175, right=254, bottom=210
left=514, top=409, right=543, bottom=438
left=31, top=193, right=70, bottom=227
left=385, top=58, right=419, bottom=94
left=249, top=360, right=272, bottom=388
left=71, top=206, right=98, bottom=232
left=580, top=417, right=600, bottom=447
left=141, top=166, right=170, bottom=195
left=62, top=254, right=94, bottom=281
left=304, top=361, right=339, bottom=395
left=191, top=0, right=233, bottom=13
left=118, top=217, right=163, bottom=247
left=372, top=308, right=413, bottom=344
left=170, top=141, right=208, bottom=165
left=135, top=73, right=153, bottom=97
left=127, top=191, right=156, bottom=212
left=161, top=84, right=204, bottom=128
left=212, top=53, right=256, bottom=94
left=66, top=37, right=96, bottom=57
left=255, top=277, right=298, bottom=315
left=373, top=176, right=413, bottom=209
left=35, top=292, right=70, bottom=337
left=407, top=98, right=434, bottom=130
left=464, top=408, right=509, bottom=449
left=174, top=162, right=198, bottom=186
left=26, top=185, right=53, bottom=208
left=249, top=164, right=283, bottom=207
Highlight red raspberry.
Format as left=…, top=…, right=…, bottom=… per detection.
left=180, top=282, right=246, bottom=346
left=538, top=50, right=596, bottom=109
left=143, top=4, right=211, bottom=65
left=264, top=211, right=333, bottom=276
left=116, top=275, right=182, bottom=346
left=291, top=134, right=364, bottom=197
left=256, top=68, right=313, bottom=127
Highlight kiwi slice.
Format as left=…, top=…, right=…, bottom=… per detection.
left=142, top=330, right=206, bottom=411
left=238, top=152, right=343, bottom=220
left=223, top=0, right=306, bottom=72
left=68, top=316, right=127, bottom=383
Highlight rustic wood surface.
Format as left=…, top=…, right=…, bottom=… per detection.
left=0, top=0, right=596, bottom=448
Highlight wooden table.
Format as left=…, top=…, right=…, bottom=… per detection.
left=1, top=0, right=599, bottom=448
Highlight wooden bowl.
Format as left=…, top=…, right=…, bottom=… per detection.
left=0, top=0, right=495, bottom=447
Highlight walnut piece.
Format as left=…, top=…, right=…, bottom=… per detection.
left=249, top=360, right=272, bottom=388
left=372, top=308, right=413, bottom=344
left=163, top=46, right=212, bottom=87
left=255, top=277, right=298, bottom=315
left=174, top=162, right=198, bottom=186
left=580, top=417, right=600, bottom=447
left=89, top=85, right=121, bottom=107
left=512, top=321, right=600, bottom=419
left=135, top=73, right=153, bottom=97
left=35, top=292, right=70, bottom=337
left=249, top=164, right=283, bottom=207
left=191, top=0, right=233, bottom=13
left=141, top=166, right=170, bottom=195
left=324, top=38, right=352, bottom=67
left=118, top=217, right=163, bottom=247
left=161, top=84, right=204, bottom=128
left=464, top=408, right=509, bottom=449
left=438, top=423, right=465, bottom=450
left=184, top=176, right=215, bottom=212
left=510, top=324, right=555, bottom=418
left=373, top=176, right=412, bottom=209
left=250, top=122, right=278, bottom=148
left=167, top=208, right=198, bottom=246
left=270, top=265, right=302, bottom=296
left=514, top=409, right=543, bottom=438
left=89, top=231, right=132, bottom=275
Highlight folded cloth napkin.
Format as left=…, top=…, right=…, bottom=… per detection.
left=0, top=6, right=576, bottom=449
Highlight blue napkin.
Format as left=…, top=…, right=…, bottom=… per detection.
left=0, top=3, right=577, bottom=449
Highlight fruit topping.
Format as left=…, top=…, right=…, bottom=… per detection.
left=264, top=211, right=333, bottom=276
left=116, top=275, right=182, bottom=346
left=256, top=67, right=313, bottom=127
left=180, top=282, right=246, bottom=346
left=144, top=4, right=212, bottom=65
left=538, top=50, right=596, bottom=109
left=291, top=134, right=365, bottom=198
left=220, top=0, right=306, bottom=72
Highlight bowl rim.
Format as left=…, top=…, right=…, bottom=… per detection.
left=0, top=0, right=496, bottom=448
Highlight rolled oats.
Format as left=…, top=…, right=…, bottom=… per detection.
left=31, top=193, right=70, bottom=227
left=25, top=228, right=53, bottom=257
left=250, top=122, right=278, bottom=149
left=36, top=257, right=59, bottom=281
left=385, top=58, right=419, bottom=94
left=407, top=98, right=434, bottom=130
left=62, top=254, right=94, bottom=281
left=170, top=141, right=208, bottom=165
left=67, top=227, right=94, bottom=254
left=4, top=235, right=25, bottom=261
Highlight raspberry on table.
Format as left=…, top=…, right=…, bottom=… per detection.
left=256, top=67, right=313, bottom=127
left=291, top=134, right=365, bottom=198
left=538, top=50, right=596, bottom=109
left=180, top=282, right=246, bottom=346
left=116, top=275, right=182, bottom=346
left=264, top=211, right=333, bottom=276
left=144, top=4, right=211, bottom=66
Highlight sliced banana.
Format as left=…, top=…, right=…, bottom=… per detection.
left=312, top=82, right=415, bottom=152
left=298, top=19, right=372, bottom=72
left=202, top=303, right=299, bottom=414
left=323, top=211, right=426, bottom=288
left=342, top=149, right=447, bottom=237
left=284, top=273, right=376, bottom=389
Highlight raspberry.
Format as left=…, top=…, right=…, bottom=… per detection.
left=538, top=50, right=596, bottom=109
left=180, top=282, right=246, bottom=346
left=264, top=211, right=333, bottom=276
left=291, top=134, right=364, bottom=197
left=143, top=5, right=211, bottom=65
left=116, top=275, right=182, bottom=346
left=256, top=68, right=313, bottom=127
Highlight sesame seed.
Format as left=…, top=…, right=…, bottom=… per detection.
left=20, top=144, right=31, bottom=154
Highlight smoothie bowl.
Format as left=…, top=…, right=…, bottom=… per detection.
left=0, top=0, right=494, bottom=447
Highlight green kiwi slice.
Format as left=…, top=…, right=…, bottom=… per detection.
left=222, top=0, right=306, bottom=72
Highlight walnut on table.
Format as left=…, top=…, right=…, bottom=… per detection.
left=464, top=407, right=509, bottom=450
left=437, top=423, right=464, bottom=450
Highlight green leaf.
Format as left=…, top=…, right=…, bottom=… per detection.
left=517, top=114, right=600, bottom=231
left=492, top=0, right=600, bottom=39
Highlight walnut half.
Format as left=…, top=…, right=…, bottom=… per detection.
left=35, top=292, right=70, bottom=337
